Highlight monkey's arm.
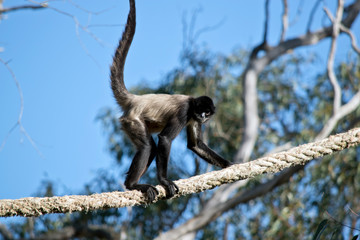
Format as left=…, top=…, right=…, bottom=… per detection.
left=186, top=122, right=232, bottom=168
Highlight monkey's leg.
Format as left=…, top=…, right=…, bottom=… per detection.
left=121, top=118, right=159, bottom=201
left=157, top=118, right=185, bottom=198
left=140, top=136, right=157, bottom=178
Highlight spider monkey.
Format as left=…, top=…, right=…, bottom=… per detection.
left=110, top=0, right=232, bottom=201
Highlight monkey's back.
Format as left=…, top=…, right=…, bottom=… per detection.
left=121, top=94, right=191, bottom=133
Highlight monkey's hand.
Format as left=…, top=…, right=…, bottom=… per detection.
left=159, top=178, right=179, bottom=199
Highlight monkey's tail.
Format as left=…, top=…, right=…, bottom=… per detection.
left=110, top=0, right=136, bottom=109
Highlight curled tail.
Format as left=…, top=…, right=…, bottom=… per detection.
left=110, top=0, right=136, bottom=109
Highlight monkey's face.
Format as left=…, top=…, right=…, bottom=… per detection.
left=193, top=96, right=216, bottom=123
left=194, top=111, right=213, bottom=123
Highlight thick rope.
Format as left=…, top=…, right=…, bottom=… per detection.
left=1, top=128, right=359, bottom=217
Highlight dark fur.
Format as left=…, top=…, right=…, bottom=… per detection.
left=111, top=0, right=231, bottom=201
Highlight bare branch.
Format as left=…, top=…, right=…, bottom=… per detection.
left=249, top=0, right=271, bottom=60
left=340, top=25, right=360, bottom=54
left=181, top=8, right=225, bottom=56
left=28, top=0, right=109, bottom=68
left=0, top=58, right=43, bottom=157
left=316, top=91, right=360, bottom=140
left=315, top=2, right=360, bottom=140
left=193, top=17, right=226, bottom=45
left=263, top=0, right=270, bottom=44
left=0, top=59, right=23, bottom=151
left=67, top=0, right=115, bottom=16
left=306, top=0, right=322, bottom=33
left=0, top=3, right=46, bottom=14
left=324, top=0, right=344, bottom=115
left=280, top=0, right=288, bottom=42
left=324, top=4, right=360, bottom=55
left=289, top=0, right=304, bottom=27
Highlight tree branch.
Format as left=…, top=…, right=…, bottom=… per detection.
left=324, top=0, right=344, bottom=115
left=0, top=128, right=359, bottom=218
left=324, top=3, right=360, bottom=55
left=316, top=91, right=360, bottom=140
left=340, top=24, right=360, bottom=54
left=263, top=0, right=270, bottom=44
left=0, top=58, right=44, bottom=157
left=280, top=0, right=288, bottom=42
left=0, top=4, right=47, bottom=14
left=306, top=0, right=322, bottom=33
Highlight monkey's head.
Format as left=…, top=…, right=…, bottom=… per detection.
left=192, top=96, right=216, bottom=123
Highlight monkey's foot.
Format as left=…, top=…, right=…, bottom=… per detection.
left=128, top=184, right=159, bottom=202
left=159, top=179, right=179, bottom=199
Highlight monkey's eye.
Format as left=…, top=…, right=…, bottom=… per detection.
left=201, top=112, right=211, bottom=118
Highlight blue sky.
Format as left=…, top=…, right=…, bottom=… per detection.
left=0, top=0, right=358, bottom=206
